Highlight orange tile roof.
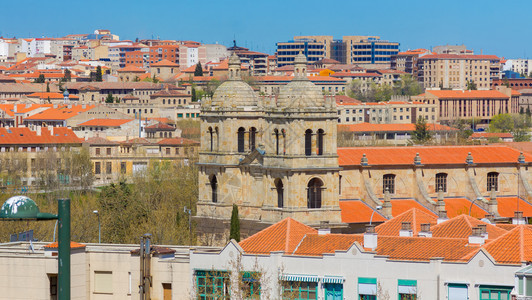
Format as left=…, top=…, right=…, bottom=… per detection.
left=44, top=241, right=86, bottom=249
left=442, top=198, right=487, bottom=219
left=338, top=123, right=456, bottom=133
left=496, top=197, right=532, bottom=218
left=337, top=145, right=532, bottom=166
left=431, top=214, right=507, bottom=239
left=387, top=199, right=437, bottom=217
left=27, top=92, right=79, bottom=99
left=425, top=90, right=509, bottom=99
left=239, top=217, right=317, bottom=254
left=470, top=132, right=513, bottom=138
left=375, top=236, right=478, bottom=262
left=0, top=127, right=82, bottom=145
left=292, top=233, right=363, bottom=256
left=375, top=208, right=437, bottom=236
left=25, top=104, right=95, bottom=121
left=478, top=225, right=532, bottom=264
left=77, top=119, right=133, bottom=127
left=150, top=59, right=179, bottom=67
left=0, top=104, right=53, bottom=117
left=117, top=65, right=146, bottom=73
left=339, top=200, right=386, bottom=223
left=419, top=54, right=500, bottom=60
left=500, top=142, right=532, bottom=154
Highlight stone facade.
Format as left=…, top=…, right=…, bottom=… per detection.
left=197, top=53, right=342, bottom=228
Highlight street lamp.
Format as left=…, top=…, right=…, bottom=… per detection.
left=93, top=210, right=101, bottom=244
left=469, top=197, right=483, bottom=216
left=370, top=205, right=383, bottom=226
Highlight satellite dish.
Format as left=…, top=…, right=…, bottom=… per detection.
left=480, top=218, right=492, bottom=224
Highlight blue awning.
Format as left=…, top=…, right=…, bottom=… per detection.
left=322, top=276, right=345, bottom=284
left=281, top=274, right=319, bottom=282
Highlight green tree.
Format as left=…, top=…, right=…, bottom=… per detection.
left=489, top=114, right=514, bottom=132
left=527, top=107, right=531, bottom=118
left=63, top=69, right=71, bottom=82
left=194, top=62, right=204, bottom=76
left=95, top=66, right=103, bottom=82
left=466, top=80, right=477, bottom=90
left=35, top=74, right=45, bottom=83
left=412, top=116, right=432, bottom=144
left=229, top=204, right=240, bottom=242
left=152, top=74, right=159, bottom=83
left=393, top=74, right=424, bottom=96
left=204, top=79, right=222, bottom=97
left=191, top=87, right=197, bottom=102
left=105, top=92, right=114, bottom=103
left=373, top=84, right=393, bottom=102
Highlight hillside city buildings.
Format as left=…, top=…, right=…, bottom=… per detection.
left=0, top=28, right=531, bottom=300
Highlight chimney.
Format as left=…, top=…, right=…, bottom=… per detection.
left=437, top=187, right=446, bottom=213
left=469, top=226, right=486, bottom=245
left=513, top=211, right=526, bottom=225
left=437, top=210, right=448, bottom=224
left=13, top=104, right=17, bottom=113
left=484, top=214, right=495, bottom=224
left=318, top=221, right=330, bottom=235
left=488, top=187, right=498, bottom=217
left=82, top=104, right=86, bottom=109
left=53, top=103, right=58, bottom=108
left=418, top=223, right=432, bottom=237
left=364, top=225, right=378, bottom=250
left=477, top=224, right=488, bottom=239
left=36, top=126, right=41, bottom=136
left=383, top=187, right=392, bottom=218
left=399, top=222, right=413, bottom=237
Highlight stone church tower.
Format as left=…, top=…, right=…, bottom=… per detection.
left=197, top=53, right=341, bottom=233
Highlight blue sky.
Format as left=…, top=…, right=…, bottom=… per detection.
left=2, top=0, right=530, bottom=58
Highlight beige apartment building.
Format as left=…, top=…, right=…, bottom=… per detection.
left=337, top=100, right=438, bottom=124
left=412, top=87, right=520, bottom=125
left=417, top=54, right=501, bottom=90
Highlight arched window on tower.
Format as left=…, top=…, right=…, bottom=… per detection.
left=435, top=173, right=447, bottom=193
left=249, top=127, right=257, bottom=151
left=274, top=129, right=280, bottom=155
left=305, top=129, right=313, bottom=156
left=237, top=127, right=245, bottom=153
left=275, top=178, right=284, bottom=208
left=487, top=172, right=499, bottom=192
left=208, top=127, right=213, bottom=151
left=215, top=127, right=219, bottom=151
left=282, top=129, right=286, bottom=155
left=307, top=178, right=323, bottom=209
left=210, top=175, right=218, bottom=203
left=317, top=129, right=324, bottom=155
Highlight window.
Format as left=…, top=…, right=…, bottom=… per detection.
left=48, top=274, right=57, bottom=300
left=317, top=129, right=324, bottom=155
left=487, top=172, right=499, bottom=192
left=435, top=173, right=447, bottom=193
left=237, top=127, right=245, bottom=153
left=398, top=279, right=417, bottom=300
left=447, top=284, right=468, bottom=300
left=479, top=285, right=512, bottom=300
left=210, top=175, right=218, bottom=203
left=94, top=271, right=113, bottom=294
left=358, top=277, right=377, bottom=300
left=282, top=281, right=317, bottom=300
left=95, top=148, right=100, bottom=155
left=275, top=179, right=284, bottom=208
left=274, top=129, right=280, bottom=155
left=195, top=270, right=230, bottom=300
left=106, top=162, right=112, bottom=174
left=307, top=178, right=323, bottom=209
left=383, top=174, right=396, bottom=194
left=305, top=129, right=313, bottom=156
left=166, top=148, right=171, bottom=155
left=249, top=127, right=257, bottom=151
left=106, top=148, right=111, bottom=155
left=94, top=162, right=101, bottom=175
left=120, top=162, right=126, bottom=174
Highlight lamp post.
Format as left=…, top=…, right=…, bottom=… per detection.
left=469, top=197, right=483, bottom=216
left=0, top=196, right=70, bottom=300
left=370, top=205, right=383, bottom=226
left=93, top=210, right=101, bottom=243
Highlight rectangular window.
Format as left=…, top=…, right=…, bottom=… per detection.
left=95, top=148, right=100, bottom=155
left=94, top=271, right=113, bottom=294
left=398, top=279, right=417, bottom=300
left=358, top=278, right=377, bottom=300
left=48, top=274, right=58, bottom=300
left=195, top=270, right=230, bottom=300
left=94, top=162, right=101, bottom=175
left=120, top=162, right=126, bottom=174
left=106, top=148, right=111, bottom=155
left=479, top=285, right=512, bottom=300
left=166, top=148, right=171, bottom=155
left=282, top=281, right=317, bottom=299
left=106, top=162, right=112, bottom=174
left=447, top=284, right=468, bottom=300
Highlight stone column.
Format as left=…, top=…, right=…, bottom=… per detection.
left=383, top=187, right=392, bottom=218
